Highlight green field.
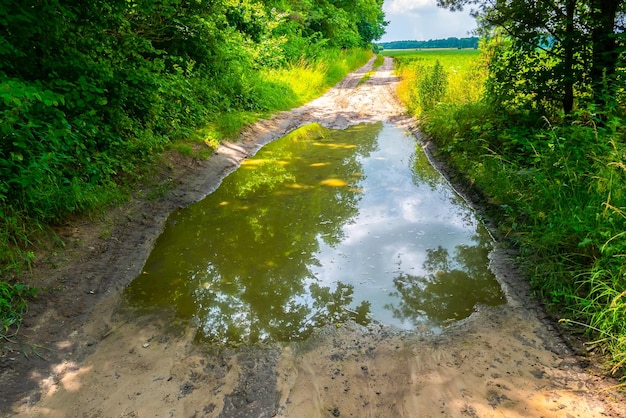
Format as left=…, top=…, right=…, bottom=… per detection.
left=386, top=48, right=485, bottom=116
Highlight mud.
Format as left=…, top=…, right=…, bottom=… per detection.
left=1, top=57, right=624, bottom=417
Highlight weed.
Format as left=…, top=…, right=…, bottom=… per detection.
left=0, top=282, right=37, bottom=340
left=419, top=61, right=448, bottom=111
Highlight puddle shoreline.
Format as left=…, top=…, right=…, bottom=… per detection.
left=124, top=122, right=504, bottom=344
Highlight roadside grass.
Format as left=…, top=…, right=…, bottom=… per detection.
left=392, top=49, right=626, bottom=377
left=171, top=48, right=372, bottom=156
left=0, top=47, right=372, bottom=340
left=373, top=54, right=385, bottom=69
left=1, top=281, right=37, bottom=341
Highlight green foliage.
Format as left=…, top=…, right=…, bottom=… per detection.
left=482, top=35, right=588, bottom=115
left=438, top=0, right=625, bottom=112
left=298, top=0, right=387, bottom=48
left=0, top=205, right=40, bottom=275
left=396, top=47, right=626, bottom=376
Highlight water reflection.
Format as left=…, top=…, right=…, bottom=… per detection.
left=124, top=122, right=505, bottom=344
left=387, top=238, right=503, bottom=329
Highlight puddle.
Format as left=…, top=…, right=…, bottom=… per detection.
left=124, top=122, right=505, bottom=343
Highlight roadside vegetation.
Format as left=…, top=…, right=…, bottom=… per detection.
left=0, top=0, right=387, bottom=339
left=389, top=40, right=626, bottom=377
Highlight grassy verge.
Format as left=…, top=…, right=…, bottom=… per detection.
left=171, top=48, right=372, bottom=154
left=0, top=47, right=372, bottom=340
left=1, top=282, right=37, bottom=341
left=389, top=48, right=626, bottom=378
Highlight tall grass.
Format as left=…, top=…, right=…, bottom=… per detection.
left=260, top=48, right=372, bottom=106
left=392, top=48, right=626, bottom=377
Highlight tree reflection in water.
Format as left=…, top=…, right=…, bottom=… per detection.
left=386, top=237, right=505, bottom=329
left=191, top=280, right=371, bottom=344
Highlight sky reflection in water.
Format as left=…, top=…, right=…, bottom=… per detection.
left=124, top=122, right=505, bottom=344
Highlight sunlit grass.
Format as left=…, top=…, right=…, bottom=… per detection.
left=388, top=49, right=485, bottom=116
left=264, top=48, right=372, bottom=105
left=182, top=49, right=372, bottom=157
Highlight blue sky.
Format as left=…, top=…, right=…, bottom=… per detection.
left=380, top=0, right=477, bottom=42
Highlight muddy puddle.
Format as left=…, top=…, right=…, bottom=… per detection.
left=123, top=122, right=504, bottom=344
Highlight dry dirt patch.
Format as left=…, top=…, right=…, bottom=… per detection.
left=1, top=57, right=624, bottom=417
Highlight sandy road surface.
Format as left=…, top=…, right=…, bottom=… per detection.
left=2, top=57, right=624, bottom=417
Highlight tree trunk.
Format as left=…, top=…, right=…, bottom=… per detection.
left=562, top=0, right=576, bottom=114
left=589, top=0, right=620, bottom=105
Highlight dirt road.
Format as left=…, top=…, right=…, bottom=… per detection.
left=2, top=57, right=624, bottom=417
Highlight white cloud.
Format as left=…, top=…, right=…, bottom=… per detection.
left=384, top=0, right=434, bottom=14
left=381, top=0, right=477, bottom=42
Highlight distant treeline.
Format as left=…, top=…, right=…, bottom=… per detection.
left=376, top=37, right=479, bottom=50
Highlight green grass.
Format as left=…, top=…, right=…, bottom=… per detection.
left=358, top=54, right=385, bottom=85
left=262, top=48, right=372, bottom=106
left=1, top=282, right=37, bottom=340
left=373, top=54, right=385, bottom=69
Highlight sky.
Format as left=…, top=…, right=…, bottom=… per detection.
left=380, top=0, right=478, bottom=42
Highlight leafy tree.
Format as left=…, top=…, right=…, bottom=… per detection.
left=438, top=0, right=626, bottom=113
left=278, top=0, right=387, bottom=48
